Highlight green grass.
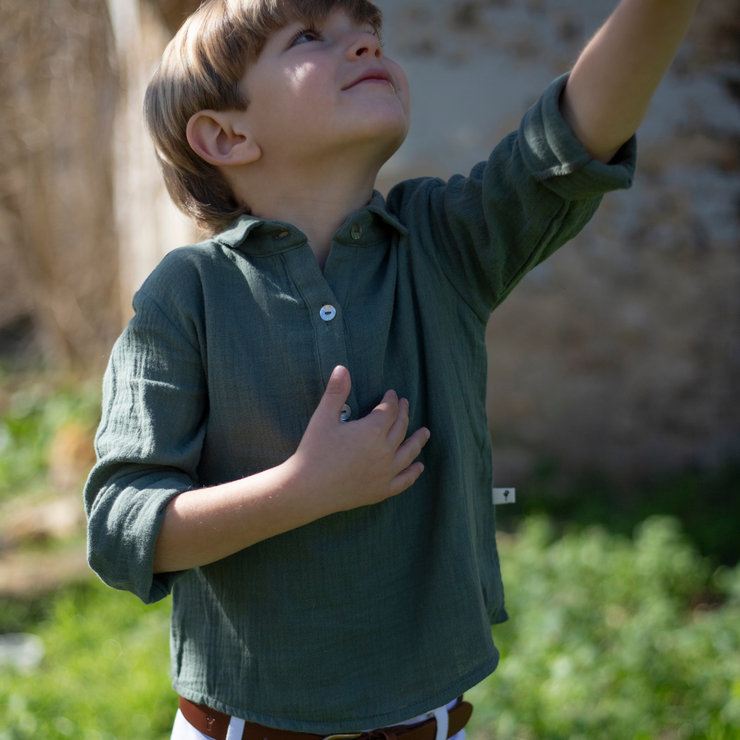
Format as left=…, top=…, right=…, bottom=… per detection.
left=2, top=516, right=740, bottom=740
left=0, top=581, right=173, bottom=740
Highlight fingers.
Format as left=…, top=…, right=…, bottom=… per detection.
left=387, top=397, right=410, bottom=446
left=387, top=428, right=430, bottom=496
left=369, top=389, right=399, bottom=428
left=393, top=427, right=430, bottom=471
left=325, top=365, right=350, bottom=396
left=388, top=462, right=425, bottom=497
left=319, top=366, right=351, bottom=420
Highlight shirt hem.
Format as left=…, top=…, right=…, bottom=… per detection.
left=172, top=654, right=499, bottom=734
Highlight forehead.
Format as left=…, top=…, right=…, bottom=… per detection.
left=250, top=0, right=382, bottom=34
left=274, top=6, right=379, bottom=38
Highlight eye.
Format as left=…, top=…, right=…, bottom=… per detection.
left=368, top=28, right=384, bottom=47
left=289, top=27, right=324, bottom=46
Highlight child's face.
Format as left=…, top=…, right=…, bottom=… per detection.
left=238, top=9, right=411, bottom=168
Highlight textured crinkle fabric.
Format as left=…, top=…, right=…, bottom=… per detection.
left=84, top=74, right=636, bottom=733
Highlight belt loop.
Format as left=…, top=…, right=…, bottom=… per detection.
left=226, top=716, right=246, bottom=740
left=432, top=708, right=448, bottom=740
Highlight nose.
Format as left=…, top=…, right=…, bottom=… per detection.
left=346, top=30, right=383, bottom=60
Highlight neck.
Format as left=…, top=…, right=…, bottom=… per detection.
left=227, top=149, right=383, bottom=271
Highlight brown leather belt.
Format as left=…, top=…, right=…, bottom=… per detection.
left=178, top=696, right=473, bottom=740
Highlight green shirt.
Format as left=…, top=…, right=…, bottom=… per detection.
left=85, top=75, right=635, bottom=732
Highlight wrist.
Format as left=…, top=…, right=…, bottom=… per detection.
left=277, top=452, right=337, bottom=521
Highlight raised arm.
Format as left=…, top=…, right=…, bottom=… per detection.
left=561, top=0, right=701, bottom=163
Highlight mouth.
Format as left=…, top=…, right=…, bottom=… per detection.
left=344, top=68, right=395, bottom=90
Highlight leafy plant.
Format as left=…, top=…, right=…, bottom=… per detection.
left=467, top=517, right=740, bottom=740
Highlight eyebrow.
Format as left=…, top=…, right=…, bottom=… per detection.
left=282, top=14, right=380, bottom=38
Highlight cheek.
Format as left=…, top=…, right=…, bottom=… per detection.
left=285, top=62, right=315, bottom=91
left=284, top=63, right=335, bottom=107
left=248, top=65, right=332, bottom=125
left=387, top=62, right=411, bottom=119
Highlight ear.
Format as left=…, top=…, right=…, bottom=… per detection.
left=186, top=110, right=261, bottom=167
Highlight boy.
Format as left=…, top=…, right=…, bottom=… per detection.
left=84, top=0, right=700, bottom=738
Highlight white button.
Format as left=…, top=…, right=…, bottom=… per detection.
left=351, top=224, right=362, bottom=240
left=320, top=305, right=337, bottom=321
left=341, top=404, right=352, bottom=421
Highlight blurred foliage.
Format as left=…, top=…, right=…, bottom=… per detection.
left=0, top=371, right=101, bottom=503
left=0, top=580, right=172, bottom=740
left=0, top=517, right=739, bottom=739
left=468, top=516, right=740, bottom=740
left=495, top=459, right=740, bottom=566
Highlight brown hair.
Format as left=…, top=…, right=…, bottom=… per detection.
left=144, top=0, right=383, bottom=236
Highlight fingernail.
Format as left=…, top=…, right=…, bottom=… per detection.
left=333, top=366, right=347, bottom=380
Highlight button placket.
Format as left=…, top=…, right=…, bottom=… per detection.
left=284, top=247, right=357, bottom=419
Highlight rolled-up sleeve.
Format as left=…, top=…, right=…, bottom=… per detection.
left=386, top=73, right=637, bottom=321
left=84, top=282, right=208, bottom=604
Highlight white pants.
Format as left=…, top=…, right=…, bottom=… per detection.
left=171, top=698, right=466, bottom=740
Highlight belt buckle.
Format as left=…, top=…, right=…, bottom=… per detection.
left=323, top=734, right=364, bottom=740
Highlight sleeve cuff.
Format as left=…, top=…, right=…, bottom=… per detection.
left=519, top=73, right=637, bottom=200
left=86, top=467, right=195, bottom=604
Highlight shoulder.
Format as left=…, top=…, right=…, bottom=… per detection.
left=385, top=175, right=446, bottom=222
left=137, top=240, right=236, bottom=306
left=130, top=240, right=237, bottom=339
left=142, top=241, right=229, bottom=292
left=382, top=130, right=520, bottom=231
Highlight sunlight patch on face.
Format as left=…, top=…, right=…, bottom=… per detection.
left=289, top=62, right=316, bottom=87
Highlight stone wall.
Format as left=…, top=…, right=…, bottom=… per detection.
left=373, top=0, right=740, bottom=482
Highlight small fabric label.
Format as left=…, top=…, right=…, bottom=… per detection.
left=493, top=488, right=516, bottom=505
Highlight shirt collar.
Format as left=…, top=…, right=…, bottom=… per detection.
left=363, top=190, right=409, bottom=237
left=213, top=190, right=408, bottom=256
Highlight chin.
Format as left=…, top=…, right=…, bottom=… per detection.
left=350, top=109, right=409, bottom=147
left=380, top=128, right=409, bottom=161
left=343, top=92, right=409, bottom=132
left=349, top=128, right=408, bottom=167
